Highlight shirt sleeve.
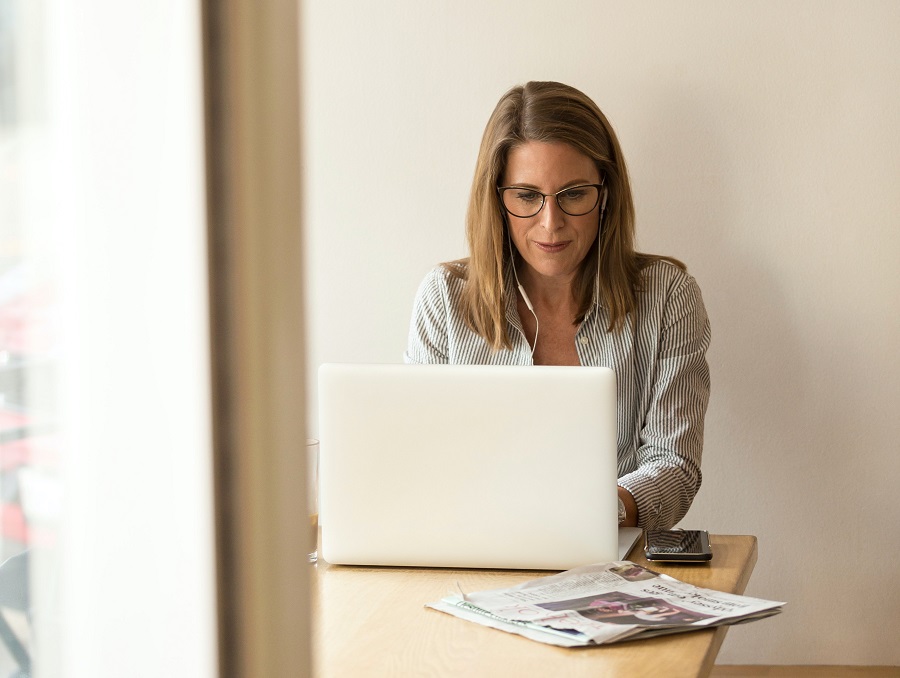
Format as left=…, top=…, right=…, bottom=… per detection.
left=617, top=274, right=711, bottom=529
left=404, top=267, right=451, bottom=364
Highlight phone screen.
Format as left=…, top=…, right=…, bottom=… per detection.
left=644, top=530, right=712, bottom=562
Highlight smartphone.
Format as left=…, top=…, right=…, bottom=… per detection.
left=644, top=529, right=712, bottom=563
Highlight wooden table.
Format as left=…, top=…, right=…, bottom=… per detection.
left=311, top=534, right=757, bottom=678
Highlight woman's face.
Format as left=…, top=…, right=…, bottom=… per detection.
left=501, top=141, right=602, bottom=287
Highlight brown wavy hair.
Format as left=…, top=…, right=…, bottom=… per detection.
left=448, top=80, right=683, bottom=350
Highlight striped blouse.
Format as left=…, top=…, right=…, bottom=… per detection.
left=404, top=259, right=711, bottom=530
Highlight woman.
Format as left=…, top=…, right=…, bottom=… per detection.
left=404, top=81, right=710, bottom=530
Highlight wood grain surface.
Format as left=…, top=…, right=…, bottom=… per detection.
left=311, top=534, right=759, bottom=678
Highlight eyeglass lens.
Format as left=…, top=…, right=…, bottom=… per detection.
left=500, top=185, right=600, bottom=218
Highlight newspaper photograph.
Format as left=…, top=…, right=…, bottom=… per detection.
left=427, top=561, right=784, bottom=647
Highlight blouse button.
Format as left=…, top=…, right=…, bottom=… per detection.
left=579, top=336, right=589, bottom=345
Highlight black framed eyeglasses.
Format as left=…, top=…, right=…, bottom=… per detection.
left=497, top=183, right=604, bottom=218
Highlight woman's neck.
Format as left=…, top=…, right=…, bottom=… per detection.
left=516, top=267, right=579, bottom=317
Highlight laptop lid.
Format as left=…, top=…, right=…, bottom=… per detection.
left=318, top=363, right=620, bottom=570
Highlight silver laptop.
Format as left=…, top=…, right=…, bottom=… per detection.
left=318, top=363, right=633, bottom=570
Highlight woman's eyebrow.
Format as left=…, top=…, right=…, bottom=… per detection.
left=504, top=179, right=596, bottom=190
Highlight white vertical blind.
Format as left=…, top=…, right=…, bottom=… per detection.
left=34, top=1, right=215, bottom=675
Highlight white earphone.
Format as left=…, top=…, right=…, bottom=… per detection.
left=517, top=283, right=534, bottom=312
left=506, top=227, right=539, bottom=361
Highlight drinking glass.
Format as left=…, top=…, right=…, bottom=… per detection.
left=306, top=438, right=319, bottom=563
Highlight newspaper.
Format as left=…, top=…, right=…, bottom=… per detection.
left=427, top=561, right=784, bottom=647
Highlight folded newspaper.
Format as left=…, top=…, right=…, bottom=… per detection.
left=427, top=561, right=784, bottom=647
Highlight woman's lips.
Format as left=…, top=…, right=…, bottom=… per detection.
left=534, top=241, right=570, bottom=253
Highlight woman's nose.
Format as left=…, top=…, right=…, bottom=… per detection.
left=537, top=197, right=566, bottom=231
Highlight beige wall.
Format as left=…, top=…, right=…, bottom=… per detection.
left=301, top=1, right=900, bottom=664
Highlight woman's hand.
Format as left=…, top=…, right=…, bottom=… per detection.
left=617, top=486, right=639, bottom=528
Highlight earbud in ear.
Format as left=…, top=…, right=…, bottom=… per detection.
left=598, top=187, right=609, bottom=227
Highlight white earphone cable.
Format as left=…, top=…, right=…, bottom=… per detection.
left=506, top=226, right=539, bottom=362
